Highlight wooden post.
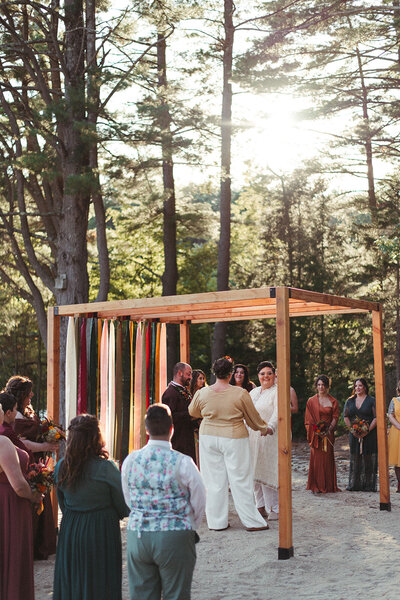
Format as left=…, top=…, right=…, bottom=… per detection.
left=180, top=320, right=190, bottom=363
left=47, top=307, right=60, bottom=527
left=372, top=308, right=391, bottom=510
left=276, top=287, right=294, bottom=559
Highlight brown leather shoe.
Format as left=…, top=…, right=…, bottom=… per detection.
left=258, top=507, right=268, bottom=518
left=245, top=524, right=269, bottom=531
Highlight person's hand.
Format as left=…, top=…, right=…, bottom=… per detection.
left=31, top=491, right=44, bottom=505
left=43, top=442, right=59, bottom=452
left=261, top=427, right=273, bottom=436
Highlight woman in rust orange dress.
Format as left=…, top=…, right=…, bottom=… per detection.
left=305, top=374, right=340, bottom=494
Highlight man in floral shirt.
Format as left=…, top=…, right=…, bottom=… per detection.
left=121, top=404, right=205, bottom=600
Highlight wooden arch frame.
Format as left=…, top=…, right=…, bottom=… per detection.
left=47, top=286, right=390, bottom=560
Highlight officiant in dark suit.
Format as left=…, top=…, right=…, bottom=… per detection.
left=162, top=362, right=198, bottom=462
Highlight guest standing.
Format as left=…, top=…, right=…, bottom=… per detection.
left=343, top=378, right=377, bottom=491
left=189, top=357, right=269, bottom=532
left=229, top=364, right=256, bottom=392
left=54, top=414, right=128, bottom=600
left=388, top=380, right=400, bottom=492
left=162, top=362, right=197, bottom=462
left=6, top=374, right=58, bottom=559
left=122, top=404, right=205, bottom=600
left=0, top=396, right=42, bottom=600
left=190, top=370, right=207, bottom=397
left=304, top=375, right=340, bottom=494
left=248, top=361, right=280, bottom=520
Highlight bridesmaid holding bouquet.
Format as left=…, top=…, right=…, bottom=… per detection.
left=305, top=375, right=340, bottom=494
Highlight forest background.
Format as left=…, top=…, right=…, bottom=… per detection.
left=0, top=0, right=399, bottom=437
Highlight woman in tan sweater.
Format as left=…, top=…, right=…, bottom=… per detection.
left=188, top=357, right=269, bottom=532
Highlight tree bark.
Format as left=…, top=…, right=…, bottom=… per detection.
left=212, top=0, right=235, bottom=363
left=157, top=31, right=178, bottom=376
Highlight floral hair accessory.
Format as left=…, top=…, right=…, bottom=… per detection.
left=223, top=356, right=234, bottom=363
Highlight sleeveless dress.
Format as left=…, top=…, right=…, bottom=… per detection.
left=0, top=446, right=34, bottom=600
left=304, top=395, right=340, bottom=493
left=388, top=396, right=400, bottom=467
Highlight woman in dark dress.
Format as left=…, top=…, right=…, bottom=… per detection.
left=343, top=378, right=378, bottom=491
left=0, top=394, right=42, bottom=600
left=6, top=375, right=58, bottom=560
left=54, top=414, right=129, bottom=600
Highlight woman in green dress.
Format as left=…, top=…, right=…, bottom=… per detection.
left=54, top=414, right=128, bottom=600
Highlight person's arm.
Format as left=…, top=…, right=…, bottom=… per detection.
left=163, top=389, right=192, bottom=425
left=179, top=456, right=206, bottom=530
left=19, top=439, right=59, bottom=453
left=304, top=398, right=315, bottom=445
left=290, top=387, right=299, bottom=414
left=343, top=399, right=352, bottom=430
left=121, top=453, right=133, bottom=509
left=241, top=391, right=268, bottom=434
left=0, top=437, right=40, bottom=502
left=188, top=390, right=202, bottom=419
left=328, top=397, right=339, bottom=434
left=369, top=398, right=377, bottom=432
left=267, top=392, right=278, bottom=434
left=388, top=399, right=400, bottom=430
left=388, top=413, right=400, bottom=429
left=104, top=460, right=130, bottom=519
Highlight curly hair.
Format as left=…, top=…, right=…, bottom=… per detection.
left=229, top=364, right=253, bottom=392
left=212, top=357, right=233, bottom=380
left=57, top=414, right=108, bottom=490
left=5, top=375, right=33, bottom=415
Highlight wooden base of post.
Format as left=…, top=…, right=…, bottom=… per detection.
left=380, top=502, right=391, bottom=511
left=278, top=546, right=294, bottom=560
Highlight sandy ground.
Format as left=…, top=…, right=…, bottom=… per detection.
left=34, top=437, right=400, bottom=600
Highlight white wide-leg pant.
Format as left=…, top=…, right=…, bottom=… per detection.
left=254, top=482, right=279, bottom=514
left=199, top=434, right=268, bottom=530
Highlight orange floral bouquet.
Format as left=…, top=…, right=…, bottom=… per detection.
left=349, top=416, right=369, bottom=454
left=26, top=459, right=54, bottom=514
left=39, top=418, right=66, bottom=443
left=313, top=420, right=329, bottom=452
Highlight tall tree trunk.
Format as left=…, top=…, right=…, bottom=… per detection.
left=86, top=0, right=110, bottom=302
left=158, top=31, right=178, bottom=376
left=212, top=0, right=234, bottom=363
left=56, top=0, right=90, bottom=418
left=347, top=16, right=377, bottom=211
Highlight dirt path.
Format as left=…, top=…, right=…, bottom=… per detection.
left=35, top=437, right=400, bottom=599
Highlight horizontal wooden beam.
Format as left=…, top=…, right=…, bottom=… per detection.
left=289, top=287, right=379, bottom=312
left=54, top=287, right=378, bottom=322
left=55, top=288, right=274, bottom=316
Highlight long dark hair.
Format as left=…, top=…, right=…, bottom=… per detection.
left=57, top=414, right=108, bottom=490
left=229, top=364, right=253, bottom=392
left=190, top=370, right=207, bottom=396
left=5, top=375, right=33, bottom=415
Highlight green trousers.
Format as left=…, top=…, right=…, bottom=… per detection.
left=127, top=529, right=197, bottom=600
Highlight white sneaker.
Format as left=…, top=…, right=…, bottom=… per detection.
left=268, top=511, right=279, bottom=521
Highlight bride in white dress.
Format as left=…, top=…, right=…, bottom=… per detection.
left=248, top=361, right=279, bottom=521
